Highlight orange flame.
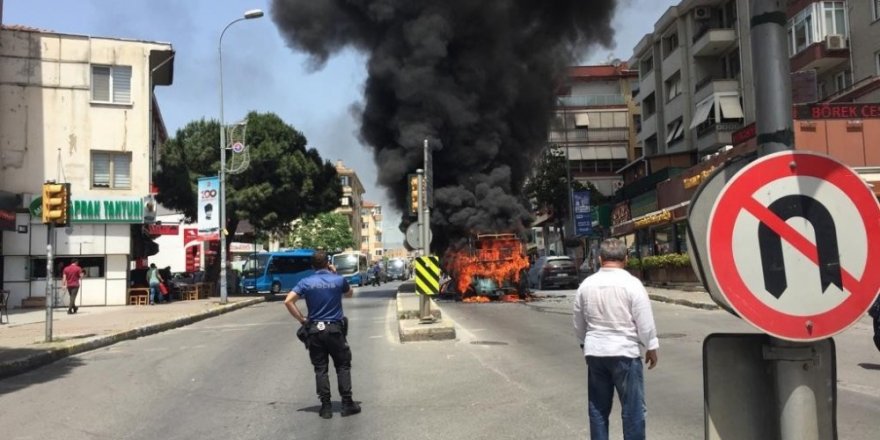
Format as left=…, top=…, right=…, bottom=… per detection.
left=445, top=234, right=530, bottom=296
left=462, top=295, right=491, bottom=303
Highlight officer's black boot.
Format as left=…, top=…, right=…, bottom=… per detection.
left=341, top=397, right=361, bottom=417
left=319, top=400, right=333, bottom=419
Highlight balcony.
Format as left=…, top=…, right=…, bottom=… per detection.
left=558, top=94, right=626, bottom=107
left=691, top=28, right=737, bottom=57
left=549, top=128, right=630, bottom=143
left=790, top=40, right=849, bottom=75
left=694, top=78, right=739, bottom=104
left=696, top=121, right=742, bottom=152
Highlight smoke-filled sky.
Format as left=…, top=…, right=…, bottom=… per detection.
left=271, top=0, right=619, bottom=250
left=5, top=0, right=678, bottom=247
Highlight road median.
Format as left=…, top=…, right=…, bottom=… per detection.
left=395, top=282, right=456, bottom=342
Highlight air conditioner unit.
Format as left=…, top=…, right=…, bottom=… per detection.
left=825, top=34, right=846, bottom=50
left=693, top=7, right=711, bottom=21
left=613, top=180, right=625, bottom=190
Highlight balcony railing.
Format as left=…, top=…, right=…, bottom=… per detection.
left=694, top=76, right=737, bottom=94
left=558, top=94, right=626, bottom=107
left=549, top=128, right=630, bottom=143
left=697, top=121, right=743, bottom=138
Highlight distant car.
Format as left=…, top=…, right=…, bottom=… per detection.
left=386, top=258, right=408, bottom=281
left=528, top=256, right=579, bottom=290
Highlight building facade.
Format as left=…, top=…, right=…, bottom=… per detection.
left=0, top=26, right=174, bottom=307
left=359, top=201, right=383, bottom=261
left=333, top=160, right=366, bottom=249
left=612, top=0, right=880, bottom=263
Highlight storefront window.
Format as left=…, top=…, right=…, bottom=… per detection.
left=654, top=226, right=674, bottom=255
left=676, top=223, right=688, bottom=254
left=30, top=257, right=106, bottom=279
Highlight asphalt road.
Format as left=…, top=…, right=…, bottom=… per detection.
left=0, top=283, right=878, bottom=439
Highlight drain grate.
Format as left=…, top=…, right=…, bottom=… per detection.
left=470, top=341, right=509, bottom=346
left=657, top=333, right=686, bottom=339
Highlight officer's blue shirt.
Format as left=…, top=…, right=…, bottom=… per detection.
left=293, top=269, right=350, bottom=322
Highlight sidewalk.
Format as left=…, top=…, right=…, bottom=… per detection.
left=645, top=285, right=720, bottom=310
left=0, top=296, right=264, bottom=379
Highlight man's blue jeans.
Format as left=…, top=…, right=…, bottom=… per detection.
left=149, top=282, right=161, bottom=304
left=586, top=355, right=646, bottom=440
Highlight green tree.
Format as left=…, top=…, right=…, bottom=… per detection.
left=524, top=145, right=588, bottom=247
left=154, top=111, right=342, bottom=282
left=285, top=212, right=356, bottom=252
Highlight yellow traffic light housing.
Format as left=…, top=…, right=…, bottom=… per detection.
left=408, top=174, right=420, bottom=217
left=41, top=182, right=70, bottom=226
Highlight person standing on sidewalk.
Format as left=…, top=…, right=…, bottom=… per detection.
left=147, top=263, right=164, bottom=305
left=572, top=238, right=659, bottom=440
left=284, top=251, right=361, bottom=419
left=62, top=259, right=85, bottom=314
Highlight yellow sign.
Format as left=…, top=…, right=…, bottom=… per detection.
left=634, top=210, right=671, bottom=229
left=414, top=255, right=441, bottom=295
left=683, top=166, right=717, bottom=189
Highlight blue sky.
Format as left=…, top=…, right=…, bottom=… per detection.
left=4, top=0, right=677, bottom=246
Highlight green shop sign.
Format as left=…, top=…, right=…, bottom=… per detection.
left=30, top=196, right=145, bottom=223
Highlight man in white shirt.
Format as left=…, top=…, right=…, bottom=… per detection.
left=573, top=238, right=659, bottom=440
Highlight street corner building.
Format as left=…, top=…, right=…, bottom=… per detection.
left=0, top=24, right=175, bottom=308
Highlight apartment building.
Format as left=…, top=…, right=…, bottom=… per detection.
left=828, top=1, right=880, bottom=102
left=359, top=201, right=383, bottom=261
left=0, top=25, right=174, bottom=307
left=333, top=160, right=366, bottom=248
left=552, top=64, right=638, bottom=197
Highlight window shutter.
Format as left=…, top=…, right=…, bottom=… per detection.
left=92, top=152, right=111, bottom=187
left=113, top=153, right=132, bottom=188
left=92, top=66, right=111, bottom=102
left=112, top=66, right=132, bottom=103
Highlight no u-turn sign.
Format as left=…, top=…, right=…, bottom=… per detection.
left=707, top=151, right=880, bottom=341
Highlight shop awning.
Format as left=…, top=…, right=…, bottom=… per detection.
left=567, top=146, right=628, bottom=160
left=719, top=96, right=744, bottom=119
left=689, top=99, right=715, bottom=129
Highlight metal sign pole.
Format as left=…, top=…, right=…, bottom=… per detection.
left=45, top=226, right=54, bottom=342
left=750, top=1, right=820, bottom=439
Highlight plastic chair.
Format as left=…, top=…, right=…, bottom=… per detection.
left=0, top=290, right=9, bottom=324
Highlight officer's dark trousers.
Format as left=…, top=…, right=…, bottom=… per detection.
left=307, top=326, right=353, bottom=402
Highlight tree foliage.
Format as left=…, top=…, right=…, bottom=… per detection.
left=285, top=212, right=356, bottom=252
left=524, top=145, right=585, bottom=224
left=153, top=111, right=342, bottom=284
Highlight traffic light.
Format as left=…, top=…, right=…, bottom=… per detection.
left=408, top=174, right=420, bottom=217
left=41, top=182, right=70, bottom=226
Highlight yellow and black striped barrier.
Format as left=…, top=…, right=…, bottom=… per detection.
left=414, top=256, right=441, bottom=295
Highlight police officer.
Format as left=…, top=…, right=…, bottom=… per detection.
left=284, top=251, right=361, bottom=419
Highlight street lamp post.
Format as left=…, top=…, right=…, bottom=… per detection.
left=218, top=8, right=263, bottom=304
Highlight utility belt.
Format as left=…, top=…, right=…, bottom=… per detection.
left=296, top=317, right=349, bottom=348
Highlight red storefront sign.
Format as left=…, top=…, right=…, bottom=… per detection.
left=732, top=122, right=756, bottom=145
left=147, top=224, right=180, bottom=235
left=795, top=103, right=880, bottom=120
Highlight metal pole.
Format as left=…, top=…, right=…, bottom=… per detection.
left=416, top=167, right=431, bottom=321
left=750, top=2, right=819, bottom=439
left=45, top=228, right=53, bottom=343
left=421, top=139, right=433, bottom=322
left=218, top=19, right=244, bottom=305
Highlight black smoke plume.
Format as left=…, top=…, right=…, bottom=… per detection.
left=271, top=1, right=618, bottom=252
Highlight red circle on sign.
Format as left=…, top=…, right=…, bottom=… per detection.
left=708, top=151, right=880, bottom=341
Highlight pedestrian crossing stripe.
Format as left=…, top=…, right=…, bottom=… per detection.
left=414, top=256, right=441, bottom=295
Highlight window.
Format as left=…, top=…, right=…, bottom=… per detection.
left=643, top=93, right=656, bottom=117
left=787, top=9, right=814, bottom=55
left=722, top=49, right=741, bottom=79
left=339, top=175, right=350, bottom=187
left=91, top=65, right=132, bottom=104
left=91, top=151, right=132, bottom=189
left=834, top=70, right=852, bottom=92
left=663, top=33, right=679, bottom=59
left=640, top=56, right=654, bottom=76
left=666, top=118, right=684, bottom=145
left=31, top=257, right=106, bottom=279
left=822, top=2, right=846, bottom=36
left=361, top=236, right=369, bottom=244
left=876, top=51, right=880, bottom=75
left=665, top=73, right=682, bottom=102
left=875, top=0, right=880, bottom=21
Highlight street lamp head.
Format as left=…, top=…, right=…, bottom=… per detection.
left=244, top=9, right=264, bottom=19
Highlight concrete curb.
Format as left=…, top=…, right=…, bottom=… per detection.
left=648, top=294, right=720, bottom=311
left=395, top=283, right=456, bottom=342
left=0, top=297, right=265, bottom=380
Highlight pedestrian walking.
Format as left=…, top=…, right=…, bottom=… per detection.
left=284, top=251, right=361, bottom=419
left=61, top=258, right=85, bottom=314
left=147, top=263, right=164, bottom=305
left=572, top=238, right=659, bottom=440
